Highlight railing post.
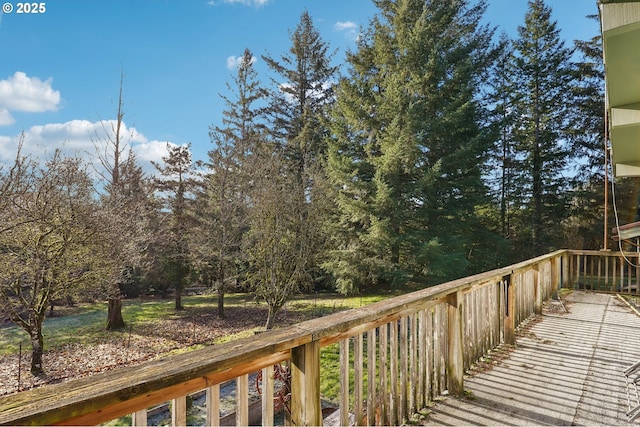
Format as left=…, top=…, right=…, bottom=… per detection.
left=290, top=341, right=321, bottom=426
left=446, top=291, right=464, bottom=397
left=504, top=275, right=515, bottom=345
left=551, top=255, right=559, bottom=294
left=132, top=409, right=147, bottom=427
left=261, top=366, right=274, bottom=427
left=533, top=265, right=542, bottom=315
left=171, top=396, right=187, bottom=427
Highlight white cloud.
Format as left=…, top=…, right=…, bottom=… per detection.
left=135, top=140, right=173, bottom=165
left=0, top=72, right=61, bottom=125
left=335, top=21, right=359, bottom=41
left=0, top=119, right=172, bottom=176
left=335, top=21, right=357, bottom=32
left=226, top=54, right=257, bottom=70
left=0, top=108, right=14, bottom=126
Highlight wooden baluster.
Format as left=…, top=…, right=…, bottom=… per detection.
left=389, top=321, right=398, bottom=426
left=534, top=265, right=542, bottom=315
left=236, top=374, right=249, bottom=426
left=636, top=253, right=640, bottom=294
left=261, top=365, right=274, bottom=427
left=354, top=333, right=364, bottom=426
left=619, top=259, right=625, bottom=292
left=367, top=329, right=376, bottom=426
left=426, top=308, right=433, bottom=402
left=206, top=384, right=221, bottom=427
left=418, top=309, right=427, bottom=411
left=604, top=256, right=613, bottom=290
left=340, top=339, right=350, bottom=427
left=132, top=409, right=147, bottom=427
left=171, top=396, right=187, bottom=427
left=290, top=341, right=321, bottom=426
left=446, top=291, right=464, bottom=397
left=597, top=256, right=602, bottom=291
left=378, top=324, right=388, bottom=425
left=504, top=275, right=515, bottom=345
left=400, top=316, right=408, bottom=421
left=613, top=255, right=618, bottom=292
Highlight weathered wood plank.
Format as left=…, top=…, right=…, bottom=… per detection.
left=1, top=329, right=296, bottom=426
left=379, top=324, right=388, bottom=425
left=131, top=408, right=147, bottom=427
left=290, top=341, right=321, bottom=427
left=236, top=374, right=249, bottom=427
left=339, top=339, right=350, bottom=427
left=398, top=315, right=417, bottom=423
left=1, top=248, right=578, bottom=427
left=367, top=329, right=376, bottom=427
left=354, top=333, right=364, bottom=426
left=446, top=292, right=464, bottom=397
left=171, top=395, right=186, bottom=427
left=260, top=366, right=273, bottom=427
left=417, top=310, right=426, bottom=410
left=389, top=320, right=398, bottom=426
left=425, top=307, right=433, bottom=402
left=207, top=384, right=221, bottom=427
left=504, top=275, right=515, bottom=345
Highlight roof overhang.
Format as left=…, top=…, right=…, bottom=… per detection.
left=600, top=0, right=640, bottom=176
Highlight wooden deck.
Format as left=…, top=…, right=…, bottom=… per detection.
left=424, top=291, right=640, bottom=426
left=4, top=250, right=640, bottom=426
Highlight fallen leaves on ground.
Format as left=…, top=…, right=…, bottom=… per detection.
left=0, top=305, right=308, bottom=396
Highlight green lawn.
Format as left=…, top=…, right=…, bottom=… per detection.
left=0, top=292, right=393, bottom=357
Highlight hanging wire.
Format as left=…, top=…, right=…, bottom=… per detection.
left=608, top=144, right=640, bottom=268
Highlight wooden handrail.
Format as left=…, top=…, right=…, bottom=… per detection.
left=0, top=249, right=573, bottom=426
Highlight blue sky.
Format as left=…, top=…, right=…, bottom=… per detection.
left=0, top=0, right=601, bottom=175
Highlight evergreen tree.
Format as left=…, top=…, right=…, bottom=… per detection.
left=194, top=48, right=265, bottom=318
left=563, top=18, right=607, bottom=250
left=486, top=33, right=519, bottom=242
left=326, top=0, right=498, bottom=293
left=567, top=16, right=604, bottom=181
left=510, top=0, right=575, bottom=256
left=153, top=143, right=195, bottom=310
left=261, top=10, right=338, bottom=290
left=262, top=10, right=338, bottom=167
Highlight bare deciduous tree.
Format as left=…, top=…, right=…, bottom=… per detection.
left=0, top=150, right=99, bottom=375
left=93, top=71, right=153, bottom=330
left=244, top=144, right=315, bottom=330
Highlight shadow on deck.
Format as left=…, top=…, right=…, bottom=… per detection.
left=424, top=291, right=640, bottom=426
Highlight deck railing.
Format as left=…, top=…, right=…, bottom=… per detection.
left=568, top=250, right=640, bottom=294
left=2, top=249, right=635, bottom=426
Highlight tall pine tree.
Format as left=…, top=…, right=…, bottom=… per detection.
left=262, top=10, right=338, bottom=290
left=510, top=0, right=574, bottom=257
left=326, top=0, right=498, bottom=293
left=152, top=144, right=195, bottom=310
left=194, top=49, right=265, bottom=318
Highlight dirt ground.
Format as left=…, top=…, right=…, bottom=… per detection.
left=0, top=304, right=309, bottom=396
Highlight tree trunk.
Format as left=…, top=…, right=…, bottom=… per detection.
left=28, top=314, right=45, bottom=376
left=217, top=268, right=225, bottom=319
left=106, top=297, right=126, bottom=330
left=175, top=287, right=184, bottom=311
left=265, top=305, right=278, bottom=330
left=217, top=284, right=225, bottom=319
